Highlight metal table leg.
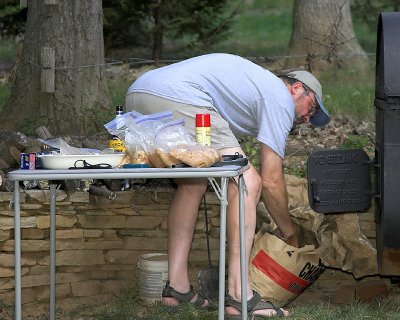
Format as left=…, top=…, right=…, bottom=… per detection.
left=238, top=174, right=247, bottom=320
left=14, top=181, right=21, bottom=320
left=49, top=183, right=57, bottom=320
left=217, top=177, right=228, bottom=320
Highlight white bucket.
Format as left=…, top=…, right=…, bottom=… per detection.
left=137, top=253, right=168, bottom=304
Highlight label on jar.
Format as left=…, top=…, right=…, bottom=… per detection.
left=196, top=127, right=211, bottom=146
left=108, top=136, right=126, bottom=153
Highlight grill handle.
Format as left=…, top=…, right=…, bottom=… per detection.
left=310, top=179, right=320, bottom=202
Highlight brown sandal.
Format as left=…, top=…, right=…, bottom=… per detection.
left=225, top=291, right=285, bottom=318
left=162, top=281, right=208, bottom=308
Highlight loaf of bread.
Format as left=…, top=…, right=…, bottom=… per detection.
left=120, top=150, right=152, bottom=166
left=169, top=146, right=220, bottom=168
left=148, top=150, right=166, bottom=168
left=156, top=148, right=183, bottom=167
left=118, top=154, right=132, bottom=166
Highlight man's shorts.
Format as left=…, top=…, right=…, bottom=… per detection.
left=125, top=92, right=240, bottom=150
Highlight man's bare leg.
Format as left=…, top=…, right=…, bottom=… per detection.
left=222, top=147, right=289, bottom=317
left=162, top=178, right=209, bottom=306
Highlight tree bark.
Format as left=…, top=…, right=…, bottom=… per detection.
left=286, top=0, right=369, bottom=72
left=152, top=0, right=164, bottom=64
left=395, top=0, right=400, bottom=11
left=1, top=0, right=111, bottom=136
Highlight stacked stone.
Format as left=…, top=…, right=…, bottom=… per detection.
left=0, top=188, right=221, bottom=305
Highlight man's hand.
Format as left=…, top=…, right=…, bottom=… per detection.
left=272, top=228, right=299, bottom=248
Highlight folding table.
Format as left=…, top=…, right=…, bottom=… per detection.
left=8, top=165, right=250, bottom=320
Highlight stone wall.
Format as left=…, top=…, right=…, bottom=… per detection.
left=0, top=186, right=222, bottom=305
left=0, top=178, right=377, bottom=306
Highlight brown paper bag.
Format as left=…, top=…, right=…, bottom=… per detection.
left=249, top=230, right=325, bottom=307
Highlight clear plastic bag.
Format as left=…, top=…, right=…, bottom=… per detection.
left=104, top=110, right=143, bottom=138
left=122, top=111, right=173, bottom=166
left=154, top=119, right=220, bottom=168
left=154, top=119, right=195, bottom=150
left=40, top=138, right=101, bottom=155
left=151, top=119, right=194, bottom=167
left=169, top=144, right=221, bottom=168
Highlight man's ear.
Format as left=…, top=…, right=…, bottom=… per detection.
left=290, top=81, right=303, bottom=96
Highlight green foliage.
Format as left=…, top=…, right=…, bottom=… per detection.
left=340, top=134, right=375, bottom=153
left=0, top=82, right=9, bottom=113
left=107, top=76, right=131, bottom=107
left=90, top=107, right=115, bottom=131
left=318, top=62, right=376, bottom=123
left=0, top=37, right=17, bottom=62
left=284, top=164, right=306, bottom=178
left=350, top=0, right=395, bottom=52
left=0, top=1, right=20, bottom=17
left=103, top=1, right=155, bottom=48
left=0, top=0, right=26, bottom=36
left=240, top=136, right=260, bottom=169
left=103, top=0, right=234, bottom=56
left=15, top=115, right=47, bottom=136
left=351, top=0, right=395, bottom=28
left=210, top=0, right=294, bottom=56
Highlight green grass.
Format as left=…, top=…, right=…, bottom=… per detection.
left=107, top=77, right=131, bottom=107
left=0, top=37, right=17, bottom=63
left=319, top=63, right=376, bottom=123
left=209, top=0, right=294, bottom=56
left=340, top=134, right=375, bottom=153
left=78, top=286, right=400, bottom=320
left=354, top=20, right=378, bottom=53
left=290, top=300, right=400, bottom=320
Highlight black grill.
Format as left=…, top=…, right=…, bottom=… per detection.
left=375, top=12, right=400, bottom=275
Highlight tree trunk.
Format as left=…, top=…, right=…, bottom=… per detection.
left=152, top=0, right=164, bottom=64
left=1, top=0, right=111, bottom=136
left=286, top=0, right=369, bottom=72
left=395, top=0, right=400, bottom=11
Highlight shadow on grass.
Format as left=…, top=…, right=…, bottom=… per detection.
left=93, top=287, right=217, bottom=320
left=87, top=286, right=400, bottom=320
left=290, top=298, right=400, bottom=320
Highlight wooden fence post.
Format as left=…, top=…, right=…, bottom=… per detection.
left=41, top=47, right=55, bottom=93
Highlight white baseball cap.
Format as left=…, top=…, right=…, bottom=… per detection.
left=285, top=70, right=330, bottom=127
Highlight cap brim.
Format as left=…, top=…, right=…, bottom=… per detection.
left=310, top=95, right=330, bottom=127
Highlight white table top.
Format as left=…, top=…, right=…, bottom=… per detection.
left=7, top=165, right=249, bottom=181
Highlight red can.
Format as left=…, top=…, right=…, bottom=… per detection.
left=20, top=153, right=36, bottom=170
left=195, top=114, right=211, bottom=146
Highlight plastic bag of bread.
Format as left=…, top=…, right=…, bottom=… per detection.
left=123, top=112, right=173, bottom=166
left=153, top=119, right=195, bottom=167
left=169, top=145, right=221, bottom=168
left=155, top=148, right=182, bottom=167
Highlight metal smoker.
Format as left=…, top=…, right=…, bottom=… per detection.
left=307, top=12, right=400, bottom=278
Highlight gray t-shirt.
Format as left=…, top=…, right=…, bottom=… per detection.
left=127, top=53, right=295, bottom=158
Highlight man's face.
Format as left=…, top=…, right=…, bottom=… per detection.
left=293, top=85, right=318, bottom=127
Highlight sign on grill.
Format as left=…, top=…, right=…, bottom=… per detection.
left=307, top=149, right=372, bottom=213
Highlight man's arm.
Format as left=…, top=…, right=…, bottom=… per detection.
left=259, top=143, right=298, bottom=247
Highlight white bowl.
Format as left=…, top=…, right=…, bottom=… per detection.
left=37, top=153, right=125, bottom=170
